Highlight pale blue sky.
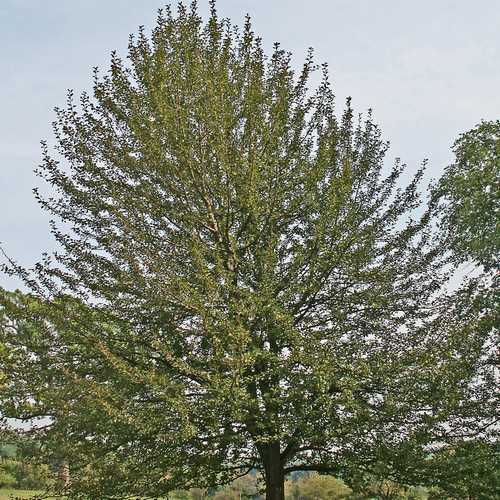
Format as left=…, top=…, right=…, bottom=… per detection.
left=1, top=0, right=499, bottom=290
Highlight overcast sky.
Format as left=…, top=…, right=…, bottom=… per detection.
left=1, top=0, right=499, bottom=290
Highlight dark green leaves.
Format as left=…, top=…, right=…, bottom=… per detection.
left=434, top=120, right=499, bottom=270
left=1, top=2, right=497, bottom=498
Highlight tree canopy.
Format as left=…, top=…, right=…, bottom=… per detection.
left=0, top=2, right=497, bottom=499
left=434, top=119, right=499, bottom=270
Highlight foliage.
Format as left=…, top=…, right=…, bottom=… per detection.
left=421, top=441, right=499, bottom=500
left=0, top=437, right=51, bottom=492
left=226, top=474, right=261, bottom=498
left=190, top=487, right=210, bottom=500
left=0, top=457, right=50, bottom=492
left=0, top=466, right=16, bottom=489
left=0, top=445, right=16, bottom=460
left=0, top=489, right=44, bottom=500
left=285, top=473, right=351, bottom=499
left=434, top=120, right=499, bottom=270
left=350, top=477, right=408, bottom=499
left=0, top=2, right=497, bottom=499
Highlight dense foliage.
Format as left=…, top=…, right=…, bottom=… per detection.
left=0, top=2, right=497, bottom=499
left=434, top=120, right=499, bottom=270
left=0, top=440, right=51, bottom=492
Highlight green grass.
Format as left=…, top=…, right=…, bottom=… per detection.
left=0, top=489, right=182, bottom=500
left=0, top=491, right=174, bottom=500
left=0, top=490, right=46, bottom=500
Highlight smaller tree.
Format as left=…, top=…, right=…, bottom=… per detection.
left=0, top=443, right=16, bottom=460
left=0, top=472, right=16, bottom=489
left=423, top=440, right=499, bottom=500
left=285, top=473, right=351, bottom=500
left=190, top=487, right=209, bottom=500
left=214, top=474, right=261, bottom=499
left=347, top=471, right=410, bottom=500
left=434, top=120, right=499, bottom=270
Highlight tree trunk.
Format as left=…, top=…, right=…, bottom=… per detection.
left=58, top=459, right=70, bottom=489
left=262, top=442, right=285, bottom=500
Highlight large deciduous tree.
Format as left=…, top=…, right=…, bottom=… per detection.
left=0, top=3, right=496, bottom=499
left=434, top=119, right=499, bottom=270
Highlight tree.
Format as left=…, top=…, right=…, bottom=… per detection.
left=422, top=440, right=499, bottom=500
left=286, top=473, right=351, bottom=499
left=210, top=473, right=260, bottom=499
left=434, top=120, right=499, bottom=270
left=0, top=465, right=16, bottom=489
left=0, top=443, right=16, bottom=460
left=349, top=476, right=409, bottom=500
left=190, top=487, right=209, bottom=500
left=0, top=436, right=51, bottom=491
left=0, top=2, right=496, bottom=499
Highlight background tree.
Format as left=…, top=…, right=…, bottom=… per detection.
left=0, top=466, right=16, bottom=489
left=285, top=473, right=351, bottom=499
left=0, top=2, right=496, bottom=499
left=0, top=434, right=52, bottom=492
left=434, top=120, right=499, bottom=270
left=190, top=487, right=209, bottom=500
left=422, top=440, right=499, bottom=500
left=210, top=473, right=260, bottom=499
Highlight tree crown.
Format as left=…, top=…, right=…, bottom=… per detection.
left=1, top=2, right=496, bottom=498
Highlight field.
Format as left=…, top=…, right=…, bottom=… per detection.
left=0, top=490, right=46, bottom=500
left=0, top=491, right=177, bottom=500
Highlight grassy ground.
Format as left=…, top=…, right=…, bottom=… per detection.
left=0, top=489, right=180, bottom=500
left=0, top=491, right=175, bottom=500
left=0, top=490, right=46, bottom=500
